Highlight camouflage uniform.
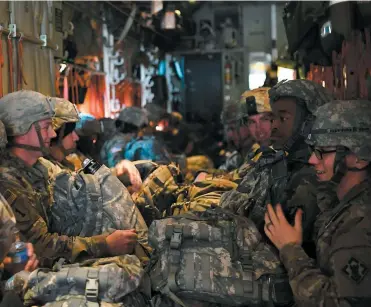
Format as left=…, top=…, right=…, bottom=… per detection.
left=0, top=91, right=111, bottom=268
left=100, top=107, right=148, bottom=168
left=280, top=100, right=371, bottom=306
left=0, top=120, right=17, bottom=262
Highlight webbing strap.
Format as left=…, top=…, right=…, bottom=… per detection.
left=168, top=224, right=183, bottom=292
left=79, top=173, right=102, bottom=237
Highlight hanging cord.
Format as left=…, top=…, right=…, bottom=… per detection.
left=17, top=32, right=28, bottom=90
left=7, top=31, right=14, bottom=93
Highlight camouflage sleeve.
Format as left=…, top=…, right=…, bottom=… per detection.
left=5, top=190, right=110, bottom=268
left=133, top=206, right=152, bottom=264
left=280, top=214, right=371, bottom=306
left=282, top=168, right=322, bottom=242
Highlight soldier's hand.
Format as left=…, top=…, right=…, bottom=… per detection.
left=106, top=229, right=138, bottom=256
left=24, top=243, right=38, bottom=272
left=264, top=203, right=303, bottom=251
left=115, top=160, right=142, bottom=192
left=194, top=172, right=208, bottom=182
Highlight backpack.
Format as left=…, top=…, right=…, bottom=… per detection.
left=132, top=163, right=183, bottom=227
left=21, top=255, right=149, bottom=307
left=170, top=178, right=238, bottom=216
left=48, top=163, right=149, bottom=252
left=148, top=208, right=293, bottom=307
left=124, top=136, right=171, bottom=163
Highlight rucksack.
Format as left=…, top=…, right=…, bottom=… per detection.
left=124, top=136, right=171, bottom=163
left=21, top=255, right=149, bottom=307
left=170, top=178, right=238, bottom=216
left=48, top=162, right=149, bottom=251
left=132, top=163, right=183, bottom=227
left=148, top=208, right=293, bottom=307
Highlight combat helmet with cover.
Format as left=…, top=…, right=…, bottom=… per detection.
left=221, top=87, right=271, bottom=126
left=0, top=90, right=54, bottom=154
left=240, top=87, right=271, bottom=116
left=306, top=99, right=371, bottom=180
left=269, top=79, right=333, bottom=151
left=118, top=106, right=148, bottom=128
left=51, top=97, right=80, bottom=155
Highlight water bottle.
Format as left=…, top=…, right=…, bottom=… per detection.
left=7, top=241, right=29, bottom=275
left=82, top=158, right=102, bottom=175
left=8, top=241, right=28, bottom=264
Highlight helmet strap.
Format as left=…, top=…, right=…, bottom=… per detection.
left=10, top=122, right=50, bottom=155
left=330, top=147, right=348, bottom=184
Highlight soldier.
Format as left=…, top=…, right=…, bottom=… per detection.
left=265, top=99, right=371, bottom=306
left=100, top=106, right=148, bottom=168
left=218, top=97, right=254, bottom=172
left=195, top=87, right=271, bottom=181
left=221, top=79, right=334, bottom=256
left=245, top=87, right=272, bottom=148
left=48, top=97, right=142, bottom=191
left=0, top=91, right=144, bottom=268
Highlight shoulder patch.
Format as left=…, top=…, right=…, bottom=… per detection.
left=3, top=189, right=17, bottom=206
left=342, top=257, right=368, bottom=284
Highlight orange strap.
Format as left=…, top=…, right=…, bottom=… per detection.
left=7, top=37, right=13, bottom=93
left=74, top=71, right=79, bottom=103
left=69, top=69, right=75, bottom=103
left=0, top=31, right=3, bottom=98
left=55, top=64, right=61, bottom=97
left=17, top=38, right=27, bottom=90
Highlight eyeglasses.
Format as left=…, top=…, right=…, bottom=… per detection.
left=309, top=145, right=337, bottom=160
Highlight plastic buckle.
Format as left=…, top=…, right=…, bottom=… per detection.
left=85, top=271, right=99, bottom=302
left=170, top=224, right=183, bottom=249
left=240, top=252, right=253, bottom=271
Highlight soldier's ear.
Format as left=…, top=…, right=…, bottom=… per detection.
left=354, top=157, right=369, bottom=170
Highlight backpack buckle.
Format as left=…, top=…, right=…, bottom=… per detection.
left=170, top=224, right=183, bottom=249
left=85, top=270, right=99, bottom=302
left=240, top=251, right=253, bottom=271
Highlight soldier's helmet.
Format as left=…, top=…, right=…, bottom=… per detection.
left=269, top=79, right=333, bottom=114
left=52, top=98, right=79, bottom=131
left=0, top=120, right=7, bottom=149
left=118, top=106, right=148, bottom=128
left=144, top=103, right=167, bottom=124
left=306, top=100, right=371, bottom=161
left=240, top=87, right=271, bottom=116
left=0, top=90, right=54, bottom=137
left=221, top=87, right=271, bottom=125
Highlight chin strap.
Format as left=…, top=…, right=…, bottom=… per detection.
left=54, top=123, right=76, bottom=157
left=283, top=105, right=314, bottom=153
left=330, top=147, right=349, bottom=184
left=10, top=122, right=50, bottom=155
